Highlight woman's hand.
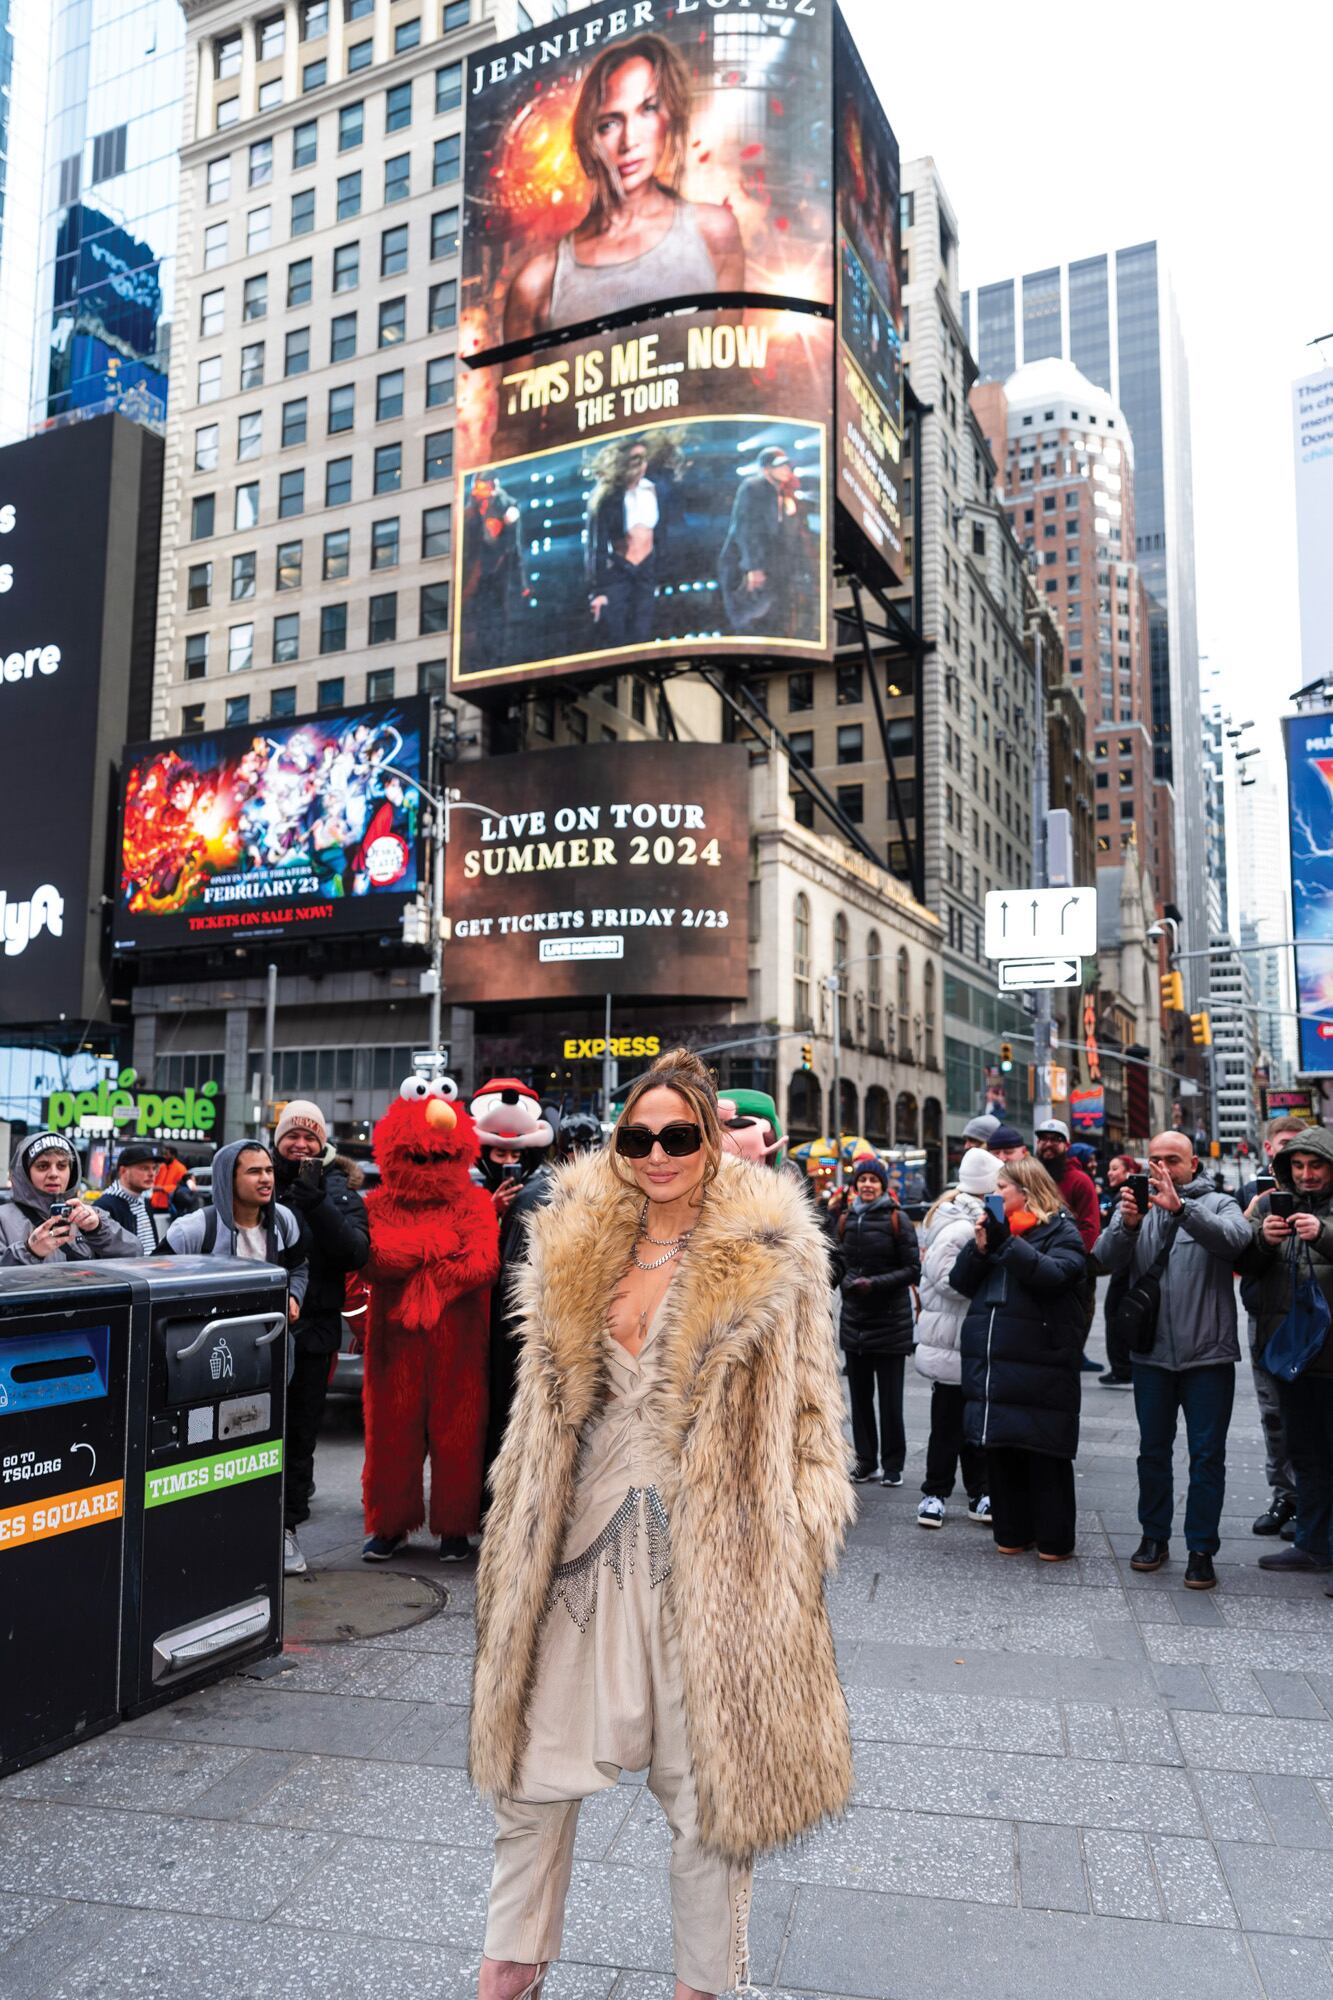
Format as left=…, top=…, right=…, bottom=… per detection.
left=973, top=1217, right=990, bottom=1254
left=67, top=1200, right=100, bottom=1234
left=27, top=1217, right=71, bottom=1258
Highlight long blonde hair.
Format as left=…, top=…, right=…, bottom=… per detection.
left=609, top=1045, right=724, bottom=1198
left=998, top=1156, right=1065, bottom=1224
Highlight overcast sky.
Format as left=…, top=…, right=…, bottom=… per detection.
left=843, top=0, right=1329, bottom=770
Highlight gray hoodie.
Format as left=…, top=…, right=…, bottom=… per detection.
left=164, top=1139, right=308, bottom=1307
left=0, top=1131, right=141, bottom=1267
left=1094, top=1172, right=1248, bottom=1370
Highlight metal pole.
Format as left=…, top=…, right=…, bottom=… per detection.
left=428, top=795, right=445, bottom=1060
left=1030, top=625, right=1052, bottom=1128
left=259, top=960, right=277, bottom=1139
left=830, top=970, right=844, bottom=1189
left=602, top=992, right=613, bottom=1121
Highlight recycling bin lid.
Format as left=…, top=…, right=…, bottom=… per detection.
left=121, top=1257, right=290, bottom=1304
left=0, top=1263, right=137, bottom=1305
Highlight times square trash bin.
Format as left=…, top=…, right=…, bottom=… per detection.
left=0, top=1265, right=135, bottom=1778
left=120, top=1256, right=290, bottom=1715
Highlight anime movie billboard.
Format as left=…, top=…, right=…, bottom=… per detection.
left=112, top=702, right=427, bottom=953
left=452, top=309, right=832, bottom=693
left=1284, top=711, right=1333, bottom=1073
left=461, top=0, right=835, bottom=361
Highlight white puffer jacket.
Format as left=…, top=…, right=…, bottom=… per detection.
left=914, top=1191, right=985, bottom=1384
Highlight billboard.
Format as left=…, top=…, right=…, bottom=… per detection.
left=461, top=0, right=834, bottom=361
left=452, top=310, right=832, bottom=692
left=112, top=701, right=427, bottom=954
left=832, top=10, right=904, bottom=584
left=443, top=741, right=749, bottom=1003
left=1293, top=370, right=1333, bottom=684
left=1285, top=711, right=1333, bottom=1074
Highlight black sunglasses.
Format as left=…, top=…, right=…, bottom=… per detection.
left=614, top=1122, right=703, bottom=1160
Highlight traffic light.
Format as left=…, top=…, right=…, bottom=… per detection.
left=1160, top=971, right=1184, bottom=1013
left=999, top=1041, right=1014, bottom=1072
left=800, top=1042, right=813, bottom=1071
left=1190, top=1011, right=1212, bottom=1048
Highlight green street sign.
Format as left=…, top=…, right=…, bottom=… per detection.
left=144, top=1440, right=282, bottom=1510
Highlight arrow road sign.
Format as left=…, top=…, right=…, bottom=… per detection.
left=998, top=958, right=1082, bottom=991
left=984, top=886, right=1097, bottom=961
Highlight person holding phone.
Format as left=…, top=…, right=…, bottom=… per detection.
left=914, top=1147, right=1004, bottom=1528
left=836, top=1153, right=921, bottom=1487
left=1096, top=1156, right=1143, bottom=1387
left=948, top=1157, right=1088, bottom=1560
left=1094, top=1133, right=1248, bottom=1590
left=0, top=1131, right=139, bottom=1266
left=1238, top=1115, right=1309, bottom=1535
left=270, top=1099, right=369, bottom=1576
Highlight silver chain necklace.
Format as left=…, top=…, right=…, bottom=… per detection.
left=632, top=1197, right=696, bottom=1269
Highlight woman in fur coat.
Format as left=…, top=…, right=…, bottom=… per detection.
left=470, top=1048, right=853, bottom=2000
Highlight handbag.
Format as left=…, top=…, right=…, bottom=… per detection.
left=1258, top=1242, right=1333, bottom=1382
left=1113, top=1214, right=1181, bottom=1356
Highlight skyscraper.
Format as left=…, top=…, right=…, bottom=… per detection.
left=963, top=245, right=1206, bottom=986
left=0, top=2, right=52, bottom=442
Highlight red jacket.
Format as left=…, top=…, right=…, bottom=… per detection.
left=1054, top=1159, right=1100, bottom=1253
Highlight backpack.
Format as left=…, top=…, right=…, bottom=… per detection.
left=1258, top=1242, right=1333, bottom=1382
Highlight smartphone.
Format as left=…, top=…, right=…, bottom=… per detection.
left=1254, top=1172, right=1277, bottom=1195
left=296, top=1158, right=322, bottom=1188
left=48, top=1200, right=74, bottom=1220
left=1269, top=1190, right=1298, bottom=1219
left=1128, top=1173, right=1152, bottom=1213
left=982, top=1192, right=1010, bottom=1247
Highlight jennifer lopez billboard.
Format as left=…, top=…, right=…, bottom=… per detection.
left=452, top=310, right=832, bottom=693
left=1284, top=711, right=1333, bottom=1074
left=461, top=0, right=835, bottom=360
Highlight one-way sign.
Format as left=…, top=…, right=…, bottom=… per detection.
left=984, top=886, right=1096, bottom=961
left=998, top=958, right=1082, bottom=991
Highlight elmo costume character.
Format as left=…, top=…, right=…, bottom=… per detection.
left=361, top=1071, right=500, bottom=1559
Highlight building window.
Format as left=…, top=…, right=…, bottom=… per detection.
left=237, top=410, right=262, bottom=459
left=386, top=82, right=412, bottom=132
left=323, top=529, right=350, bottom=580
left=278, top=469, right=305, bottom=518
left=333, top=242, right=359, bottom=292
left=228, top=622, right=254, bottom=673
left=240, top=342, right=265, bottom=389
left=270, top=685, right=297, bottom=719
left=793, top=893, right=811, bottom=1024
left=443, top=0, right=470, bottom=27
left=303, top=58, right=327, bottom=91
left=430, top=207, right=459, bottom=259
left=185, top=632, right=209, bottom=678
left=328, top=383, right=355, bottom=433
left=337, top=170, right=362, bottom=220
left=788, top=671, right=813, bottom=712
left=226, top=694, right=250, bottom=728
left=200, top=289, right=224, bottom=338
left=257, top=12, right=285, bottom=60
left=923, top=961, right=937, bottom=1066
left=215, top=32, right=242, bottom=79
left=433, top=134, right=460, bottom=186
left=836, top=724, right=863, bottom=765
left=319, top=606, right=347, bottom=655
left=436, top=61, right=462, bottom=112
left=325, top=457, right=352, bottom=507
left=867, top=932, right=883, bottom=1045
left=243, top=273, right=267, bottom=321
left=339, top=101, right=364, bottom=152
left=231, top=551, right=256, bottom=601
left=291, top=188, right=316, bottom=237
left=187, top=562, right=212, bottom=610
left=376, top=371, right=405, bottom=422
left=182, top=704, right=206, bottom=735
left=422, top=504, right=451, bottom=558
left=330, top=312, right=356, bottom=361
left=347, top=38, right=372, bottom=72
left=420, top=583, right=450, bottom=633
left=368, top=665, right=396, bottom=701
left=318, top=677, right=345, bottom=711
left=346, top=0, right=373, bottom=19
left=203, top=221, right=228, bottom=270
left=394, top=19, right=421, bottom=53
left=374, top=443, right=402, bottom=494
left=206, top=157, right=230, bottom=204
left=897, top=947, right=911, bottom=1055
left=368, top=593, right=397, bottom=645
left=216, top=98, right=240, bottom=132
left=381, top=224, right=409, bottom=277
left=385, top=153, right=411, bottom=204
left=291, top=122, right=317, bottom=172
left=247, top=206, right=271, bottom=254
left=371, top=517, right=400, bottom=569
left=191, top=493, right=215, bottom=539
left=836, top=783, right=863, bottom=823
left=302, top=1, right=329, bottom=39
left=277, top=541, right=303, bottom=590
left=249, top=138, right=273, bottom=188
left=194, top=424, right=219, bottom=473
left=428, top=279, right=457, bottom=332
left=419, top=660, right=447, bottom=694
left=285, top=326, right=311, bottom=376
left=378, top=296, right=406, bottom=347
left=424, top=430, right=452, bottom=482
left=285, top=258, right=313, bottom=309
left=426, top=354, right=455, bottom=408
left=836, top=661, right=863, bottom=705
left=197, top=356, right=222, bottom=404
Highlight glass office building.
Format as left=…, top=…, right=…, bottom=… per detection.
left=31, top=0, right=185, bottom=430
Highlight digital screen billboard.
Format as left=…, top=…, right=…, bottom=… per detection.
left=1284, top=711, right=1333, bottom=1074
left=112, top=701, right=427, bottom=954
left=832, top=10, right=904, bottom=584
left=452, top=310, right=832, bottom=693
left=461, top=0, right=834, bottom=360
left=443, top=741, right=749, bottom=1003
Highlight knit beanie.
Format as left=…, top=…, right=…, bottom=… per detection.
left=958, top=1149, right=1002, bottom=1196
left=274, top=1098, right=328, bottom=1148
left=849, top=1154, right=888, bottom=1187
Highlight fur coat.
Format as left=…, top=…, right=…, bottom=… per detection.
left=469, top=1150, right=855, bottom=1863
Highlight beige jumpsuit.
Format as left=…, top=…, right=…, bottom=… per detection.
left=483, top=1301, right=755, bottom=1993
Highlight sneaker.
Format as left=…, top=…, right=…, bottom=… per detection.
left=1079, top=1354, right=1101, bottom=1372
left=1257, top=1544, right=1332, bottom=1573
left=967, top=1494, right=992, bottom=1524
left=881, top=1471, right=904, bottom=1487
left=362, top=1533, right=404, bottom=1562
left=1129, top=1537, right=1169, bottom=1572
left=283, top=1528, right=308, bottom=1577
left=917, top=1496, right=946, bottom=1529
left=1098, top=1371, right=1133, bottom=1388
left=438, top=1535, right=472, bottom=1562
left=849, top=1462, right=877, bottom=1484
left=1253, top=1496, right=1297, bottom=1536
left=1185, top=1552, right=1217, bottom=1590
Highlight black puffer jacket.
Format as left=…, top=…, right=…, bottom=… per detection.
left=838, top=1195, right=921, bottom=1356
left=950, top=1210, right=1087, bottom=1458
left=273, top=1151, right=370, bottom=1353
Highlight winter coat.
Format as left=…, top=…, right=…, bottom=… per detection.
left=837, top=1194, right=921, bottom=1355
left=914, top=1191, right=986, bottom=1385
left=164, top=1138, right=308, bottom=1309
left=0, top=1131, right=141, bottom=1267
left=470, top=1150, right=854, bottom=1865
left=1094, top=1174, right=1247, bottom=1371
left=950, top=1210, right=1088, bottom=1458
left=1237, top=1126, right=1333, bottom=1379
left=1050, top=1158, right=1101, bottom=1254
left=98, top=1187, right=171, bottom=1250
left=273, top=1150, right=370, bottom=1353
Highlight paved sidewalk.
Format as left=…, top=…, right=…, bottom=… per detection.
left=3, top=1325, right=1333, bottom=1998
